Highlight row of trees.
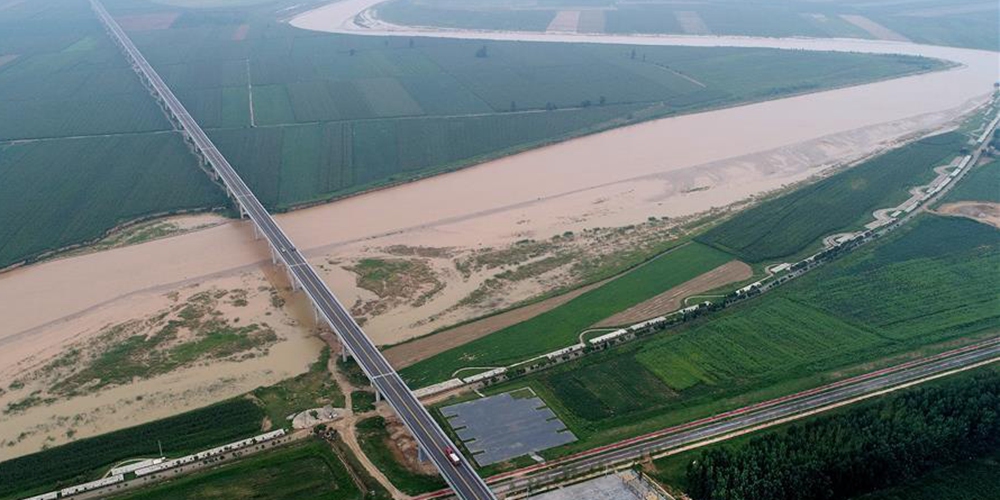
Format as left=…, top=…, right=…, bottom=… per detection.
left=686, top=371, right=1000, bottom=500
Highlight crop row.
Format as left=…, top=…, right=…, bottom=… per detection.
left=0, top=133, right=227, bottom=269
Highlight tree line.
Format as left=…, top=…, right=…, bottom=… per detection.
left=686, top=370, right=1000, bottom=500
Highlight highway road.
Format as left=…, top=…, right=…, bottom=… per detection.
left=89, top=2, right=496, bottom=499
left=415, top=337, right=1000, bottom=498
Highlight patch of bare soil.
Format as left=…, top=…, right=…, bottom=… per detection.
left=594, top=260, right=753, bottom=327
left=935, top=202, right=1000, bottom=229
left=383, top=413, right=439, bottom=476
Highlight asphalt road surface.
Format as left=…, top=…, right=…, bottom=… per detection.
left=90, top=2, right=495, bottom=498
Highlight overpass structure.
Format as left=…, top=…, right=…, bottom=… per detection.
left=89, top=2, right=496, bottom=499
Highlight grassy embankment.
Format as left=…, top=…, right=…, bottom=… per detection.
left=0, top=0, right=943, bottom=268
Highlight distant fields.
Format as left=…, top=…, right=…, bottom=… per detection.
left=0, top=0, right=944, bottom=268
left=379, top=0, right=999, bottom=51
left=0, top=399, right=263, bottom=500
left=400, top=242, right=735, bottom=387
left=111, top=439, right=364, bottom=500
left=127, top=22, right=943, bottom=210
left=478, top=214, right=1000, bottom=445
left=208, top=104, right=644, bottom=207
left=0, top=1, right=168, bottom=140
left=698, top=132, right=964, bottom=263
left=0, top=0, right=226, bottom=269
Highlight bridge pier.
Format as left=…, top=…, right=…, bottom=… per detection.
left=417, top=446, right=428, bottom=463
left=341, top=344, right=352, bottom=362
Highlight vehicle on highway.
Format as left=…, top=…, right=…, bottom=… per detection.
left=446, top=447, right=463, bottom=466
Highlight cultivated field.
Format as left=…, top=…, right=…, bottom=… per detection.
left=0, top=0, right=940, bottom=269
left=475, top=214, right=1000, bottom=450
left=128, top=11, right=941, bottom=211
left=0, top=133, right=228, bottom=269
left=697, top=132, right=965, bottom=263
left=0, top=0, right=228, bottom=269
left=0, top=0, right=168, bottom=141
left=378, top=0, right=999, bottom=50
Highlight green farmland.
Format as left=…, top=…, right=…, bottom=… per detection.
left=0, top=0, right=168, bottom=141
left=697, top=132, right=965, bottom=263
left=110, top=439, right=365, bottom=500
left=0, top=0, right=944, bottom=268
left=0, top=0, right=225, bottom=269
left=0, top=133, right=227, bottom=269
left=0, top=398, right=264, bottom=500
left=379, top=0, right=999, bottom=51
left=478, top=215, right=1000, bottom=448
left=400, top=242, right=735, bottom=387
left=126, top=10, right=942, bottom=211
